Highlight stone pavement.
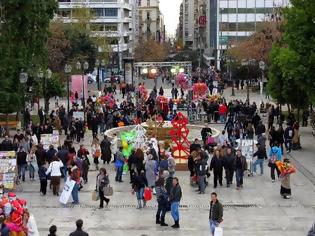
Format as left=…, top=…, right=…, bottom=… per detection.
left=20, top=81, right=315, bottom=235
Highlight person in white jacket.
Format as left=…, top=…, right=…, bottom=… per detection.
left=24, top=210, right=39, bottom=236
left=46, top=156, right=63, bottom=196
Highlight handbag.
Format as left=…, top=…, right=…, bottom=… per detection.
left=214, top=226, right=223, bottom=236
left=144, top=187, right=152, bottom=201
left=103, top=185, right=113, bottom=196
left=92, top=190, right=99, bottom=201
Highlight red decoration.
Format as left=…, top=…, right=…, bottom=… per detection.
left=193, top=82, right=208, bottom=100
left=138, top=85, right=148, bottom=101
left=99, top=94, right=116, bottom=108
left=175, top=73, right=189, bottom=90
left=169, top=112, right=190, bottom=160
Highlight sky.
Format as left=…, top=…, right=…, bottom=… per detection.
left=159, top=0, right=182, bottom=38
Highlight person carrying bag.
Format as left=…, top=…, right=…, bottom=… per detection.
left=96, top=168, right=110, bottom=208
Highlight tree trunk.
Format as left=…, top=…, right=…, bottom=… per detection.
left=5, top=113, right=9, bottom=135
left=287, top=104, right=291, bottom=113
left=297, top=106, right=300, bottom=123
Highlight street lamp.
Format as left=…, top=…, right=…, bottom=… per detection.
left=95, top=59, right=105, bottom=91
left=38, top=68, right=52, bottom=114
left=76, top=61, right=89, bottom=110
left=64, top=64, right=72, bottom=113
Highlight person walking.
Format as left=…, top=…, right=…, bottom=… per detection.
left=46, top=156, right=64, bottom=196
left=23, top=209, right=39, bottom=236
left=132, top=169, right=147, bottom=209
left=284, top=123, right=294, bottom=153
left=169, top=177, right=182, bottom=229
left=145, top=154, right=157, bottom=189
left=17, top=146, right=28, bottom=182
left=100, top=136, right=112, bottom=164
left=209, top=192, right=223, bottom=236
left=91, top=139, right=101, bottom=170
left=69, top=219, right=89, bottom=236
left=223, top=147, right=235, bottom=187
left=38, top=164, right=48, bottom=196
left=115, top=147, right=125, bottom=182
left=210, top=149, right=223, bottom=188
left=70, top=162, right=81, bottom=205
left=48, top=225, right=57, bottom=236
left=252, top=143, right=266, bottom=175
left=96, top=168, right=110, bottom=208
left=234, top=149, right=247, bottom=190
left=268, top=143, right=282, bottom=182
left=195, top=153, right=208, bottom=194
left=155, top=177, right=169, bottom=226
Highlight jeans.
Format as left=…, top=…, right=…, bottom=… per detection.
left=71, top=183, right=79, bottom=204
left=40, top=179, right=47, bottom=195
left=156, top=199, right=167, bottom=222
left=235, top=169, right=244, bottom=187
left=18, top=164, right=27, bottom=181
left=29, top=164, right=35, bottom=179
left=225, top=168, right=234, bottom=185
left=253, top=159, right=264, bottom=175
left=99, top=187, right=109, bottom=207
left=285, top=139, right=292, bottom=153
left=210, top=220, right=219, bottom=235
left=171, top=201, right=180, bottom=221
left=136, top=187, right=144, bottom=200
left=198, top=175, right=206, bottom=193
left=213, top=170, right=223, bottom=188
left=219, top=115, right=225, bottom=123
left=61, top=165, right=67, bottom=182
left=115, top=166, right=123, bottom=181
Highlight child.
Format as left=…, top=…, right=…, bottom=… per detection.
left=38, top=164, right=47, bottom=196
left=81, top=155, right=90, bottom=184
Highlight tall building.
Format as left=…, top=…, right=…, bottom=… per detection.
left=182, top=0, right=194, bottom=48
left=176, top=3, right=184, bottom=44
left=204, top=0, right=290, bottom=68
left=138, top=0, right=164, bottom=42
left=57, top=0, right=134, bottom=72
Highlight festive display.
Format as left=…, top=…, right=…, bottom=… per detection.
left=156, top=96, right=169, bottom=116
left=175, top=73, right=189, bottom=90
left=275, top=161, right=296, bottom=177
left=131, top=125, right=147, bottom=149
left=193, top=82, right=208, bottom=100
left=138, top=85, right=149, bottom=101
left=0, top=192, right=30, bottom=236
left=98, top=94, right=116, bottom=108
left=207, top=94, right=223, bottom=103
left=169, top=112, right=190, bottom=160
left=120, top=131, right=136, bottom=158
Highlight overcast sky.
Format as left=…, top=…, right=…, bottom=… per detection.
left=159, top=0, right=182, bottom=38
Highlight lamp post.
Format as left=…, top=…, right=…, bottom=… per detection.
left=38, top=68, right=52, bottom=114
left=95, top=59, right=105, bottom=91
left=76, top=61, right=89, bottom=110
left=64, top=64, right=72, bottom=113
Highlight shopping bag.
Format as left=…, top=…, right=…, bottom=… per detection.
left=92, top=190, right=99, bottom=201
left=214, top=226, right=223, bottom=236
left=144, top=187, right=152, bottom=201
left=103, top=185, right=113, bottom=196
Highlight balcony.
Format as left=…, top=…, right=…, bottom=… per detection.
left=58, top=0, right=131, bottom=10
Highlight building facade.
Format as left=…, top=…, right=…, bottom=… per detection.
left=182, top=0, right=194, bottom=48
left=57, top=0, right=134, bottom=71
left=204, top=0, right=290, bottom=68
left=138, top=0, right=164, bottom=42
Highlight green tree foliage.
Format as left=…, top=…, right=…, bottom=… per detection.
left=0, top=0, right=57, bottom=114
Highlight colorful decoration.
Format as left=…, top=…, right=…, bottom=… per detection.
left=120, top=131, right=136, bottom=158
left=175, top=73, right=189, bottom=90
left=131, top=125, right=147, bottom=149
left=98, top=94, right=116, bottom=108
left=169, top=112, right=190, bottom=160
left=138, top=85, right=149, bottom=101
left=193, top=82, right=208, bottom=100
left=275, top=161, right=296, bottom=177
left=207, top=94, right=223, bottom=102
left=157, top=96, right=169, bottom=115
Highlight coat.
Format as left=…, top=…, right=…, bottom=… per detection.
left=26, top=214, right=40, bottom=236
left=145, top=159, right=157, bottom=187
left=209, top=200, right=223, bottom=223
left=100, top=139, right=111, bottom=161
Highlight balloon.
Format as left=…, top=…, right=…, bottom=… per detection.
left=122, top=141, right=128, bottom=150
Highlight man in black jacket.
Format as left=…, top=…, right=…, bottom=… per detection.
left=69, top=219, right=89, bottom=236
left=17, top=146, right=27, bottom=182
left=169, top=177, right=182, bottom=229
left=252, top=143, right=266, bottom=175
left=209, top=192, right=223, bottom=236
left=223, top=147, right=235, bottom=187
left=1, top=136, right=13, bottom=151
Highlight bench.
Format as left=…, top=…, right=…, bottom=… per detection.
left=0, top=121, right=19, bottom=129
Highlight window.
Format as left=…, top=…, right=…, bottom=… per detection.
left=105, top=8, right=118, bottom=17
left=93, top=8, right=104, bottom=17
left=146, top=11, right=150, bottom=20
left=57, top=9, right=71, bottom=17
left=104, top=24, right=118, bottom=31
left=147, top=0, right=150, bottom=6
left=90, top=23, right=104, bottom=31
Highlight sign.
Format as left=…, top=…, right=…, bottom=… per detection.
left=219, top=36, right=229, bottom=45
left=0, top=151, right=17, bottom=189
left=72, top=111, right=84, bottom=120
left=199, top=16, right=207, bottom=27
left=59, top=179, right=76, bottom=205
left=41, top=131, right=60, bottom=149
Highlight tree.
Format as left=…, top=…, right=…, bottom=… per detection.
left=0, top=0, right=57, bottom=124
left=134, top=39, right=168, bottom=62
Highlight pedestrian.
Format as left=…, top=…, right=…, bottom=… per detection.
left=91, top=139, right=101, bottom=170
left=209, top=192, right=224, bottom=236
left=27, top=148, right=37, bottom=181
left=23, top=209, right=39, bottom=236
left=145, top=154, right=157, bottom=189
left=48, top=225, right=57, bottom=236
left=169, top=177, right=182, bottom=229
left=17, top=146, right=28, bottom=182
left=69, top=219, right=89, bottom=236
left=268, top=143, right=282, bottom=182
left=155, top=177, right=169, bottom=226
left=234, top=149, right=247, bottom=190
left=284, top=123, right=294, bottom=153
left=252, top=143, right=265, bottom=175
left=81, top=152, right=90, bottom=184
left=69, top=162, right=81, bottom=205
left=210, top=149, right=223, bottom=188
left=280, top=158, right=293, bottom=199
left=114, top=147, right=125, bottom=182
left=132, top=169, right=147, bottom=209
left=223, top=147, right=235, bottom=187
left=195, top=152, right=208, bottom=194
left=100, top=135, right=112, bottom=164
left=46, top=156, right=64, bottom=196
left=38, top=164, right=48, bottom=196
left=167, top=153, right=176, bottom=178
left=96, top=168, right=110, bottom=208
